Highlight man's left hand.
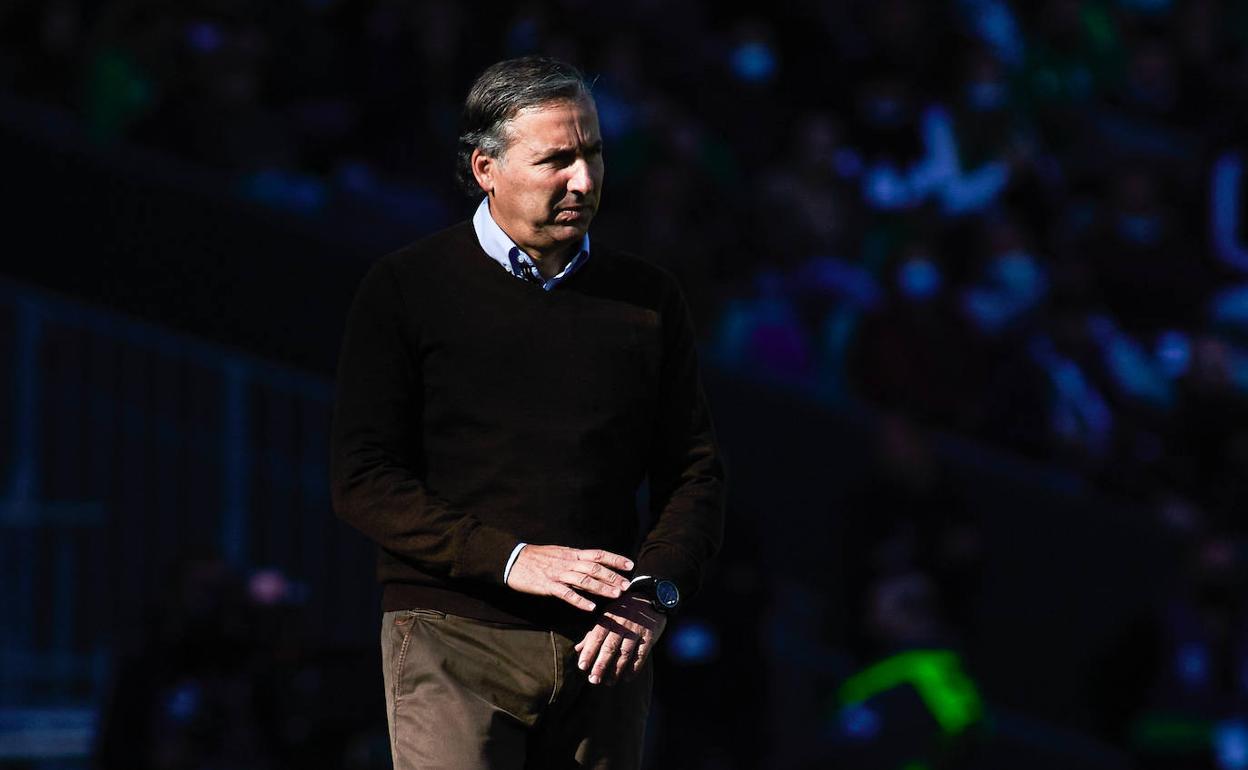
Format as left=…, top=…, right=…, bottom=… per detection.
left=575, top=594, right=666, bottom=685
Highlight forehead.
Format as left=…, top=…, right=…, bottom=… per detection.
left=504, top=98, right=600, bottom=150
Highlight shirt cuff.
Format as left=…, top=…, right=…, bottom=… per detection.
left=503, top=542, right=528, bottom=584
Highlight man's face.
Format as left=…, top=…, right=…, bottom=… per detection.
left=473, top=97, right=604, bottom=261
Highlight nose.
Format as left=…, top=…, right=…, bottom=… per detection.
left=567, top=158, right=594, bottom=197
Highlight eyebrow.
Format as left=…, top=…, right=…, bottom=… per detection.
left=537, top=140, right=604, bottom=160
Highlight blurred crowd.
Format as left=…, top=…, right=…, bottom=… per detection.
left=5, top=0, right=1248, bottom=518
left=95, top=560, right=390, bottom=769
left=5, top=0, right=1248, bottom=524
left=5, top=0, right=1248, bottom=767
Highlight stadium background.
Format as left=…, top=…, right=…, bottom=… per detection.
left=3, top=0, right=1248, bottom=767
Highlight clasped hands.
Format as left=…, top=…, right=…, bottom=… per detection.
left=505, top=544, right=666, bottom=685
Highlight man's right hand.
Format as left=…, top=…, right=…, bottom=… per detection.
left=505, top=545, right=634, bottom=612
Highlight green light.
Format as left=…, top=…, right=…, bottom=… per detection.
left=1130, top=714, right=1213, bottom=751
left=85, top=48, right=154, bottom=142
left=837, top=649, right=983, bottom=736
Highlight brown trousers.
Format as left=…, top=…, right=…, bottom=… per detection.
left=380, top=609, right=653, bottom=770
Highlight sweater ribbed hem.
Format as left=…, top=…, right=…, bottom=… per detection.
left=382, top=583, right=592, bottom=637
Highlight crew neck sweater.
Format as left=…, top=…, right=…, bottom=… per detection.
left=329, top=220, right=725, bottom=634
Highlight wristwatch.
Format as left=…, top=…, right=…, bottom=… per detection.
left=627, top=576, right=680, bottom=614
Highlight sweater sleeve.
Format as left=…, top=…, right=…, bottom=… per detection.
left=635, top=279, right=726, bottom=601
left=329, top=258, right=518, bottom=584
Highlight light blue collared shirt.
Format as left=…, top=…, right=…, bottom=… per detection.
left=472, top=197, right=590, bottom=291
left=473, top=196, right=591, bottom=583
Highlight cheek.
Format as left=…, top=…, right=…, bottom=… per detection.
left=541, top=179, right=567, bottom=204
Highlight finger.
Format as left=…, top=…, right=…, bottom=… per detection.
left=553, top=585, right=596, bottom=612
left=577, top=626, right=608, bottom=671
left=562, top=570, right=623, bottom=599
left=576, top=549, right=634, bottom=573
left=613, top=635, right=639, bottom=680
left=589, top=632, right=623, bottom=685
left=631, top=635, right=652, bottom=675
left=620, top=631, right=648, bottom=681
left=567, top=561, right=631, bottom=590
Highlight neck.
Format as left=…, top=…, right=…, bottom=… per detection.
left=485, top=200, right=581, bottom=279
left=524, top=241, right=580, bottom=280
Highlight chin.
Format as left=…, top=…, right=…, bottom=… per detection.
left=552, top=222, right=589, bottom=240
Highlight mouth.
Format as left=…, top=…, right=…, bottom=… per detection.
left=554, top=205, right=593, bottom=223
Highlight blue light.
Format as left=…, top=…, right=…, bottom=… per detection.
left=592, top=90, right=637, bottom=141
left=1155, top=330, right=1191, bottom=378
left=164, top=682, right=202, bottom=723
left=1030, top=334, right=1113, bottom=455
left=1086, top=316, right=1173, bottom=408
left=669, top=619, right=720, bottom=665
left=799, top=257, right=882, bottom=308
left=1210, top=286, right=1248, bottom=327
left=864, top=164, right=914, bottom=209
left=1116, top=0, right=1172, bottom=15
left=966, top=81, right=1008, bottom=112
left=240, top=169, right=329, bottom=214
left=1106, top=335, right=1173, bottom=408
left=897, top=258, right=942, bottom=301
left=962, top=289, right=1012, bottom=333
left=957, top=0, right=1024, bottom=65
left=1177, top=642, right=1209, bottom=688
left=990, top=251, right=1044, bottom=299
left=186, top=21, right=224, bottom=54
left=839, top=703, right=882, bottom=740
left=1215, top=719, right=1248, bottom=770
left=334, top=160, right=376, bottom=193
left=730, top=42, right=778, bottom=84
left=833, top=148, right=864, bottom=179
left=1116, top=213, right=1163, bottom=246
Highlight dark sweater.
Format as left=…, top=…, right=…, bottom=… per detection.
left=329, top=220, right=725, bottom=633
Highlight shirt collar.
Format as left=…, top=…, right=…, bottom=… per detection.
left=472, top=197, right=590, bottom=290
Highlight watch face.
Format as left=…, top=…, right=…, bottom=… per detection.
left=656, top=580, right=679, bottom=608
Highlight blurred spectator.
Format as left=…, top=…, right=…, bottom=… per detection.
left=836, top=415, right=985, bottom=654
left=1090, top=512, right=1248, bottom=770
left=128, top=11, right=294, bottom=170
left=0, top=0, right=86, bottom=106
left=95, top=558, right=382, bottom=770
left=818, top=416, right=986, bottom=769
left=757, top=112, right=854, bottom=261
left=849, top=234, right=994, bottom=432
left=1076, top=162, right=1211, bottom=334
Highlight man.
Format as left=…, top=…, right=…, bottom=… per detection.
left=329, top=56, right=725, bottom=769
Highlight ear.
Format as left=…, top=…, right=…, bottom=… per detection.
left=470, top=148, right=496, bottom=194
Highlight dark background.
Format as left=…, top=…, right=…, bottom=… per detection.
left=3, top=0, right=1248, bottom=768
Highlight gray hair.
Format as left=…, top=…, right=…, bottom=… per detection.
left=455, top=56, right=593, bottom=196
